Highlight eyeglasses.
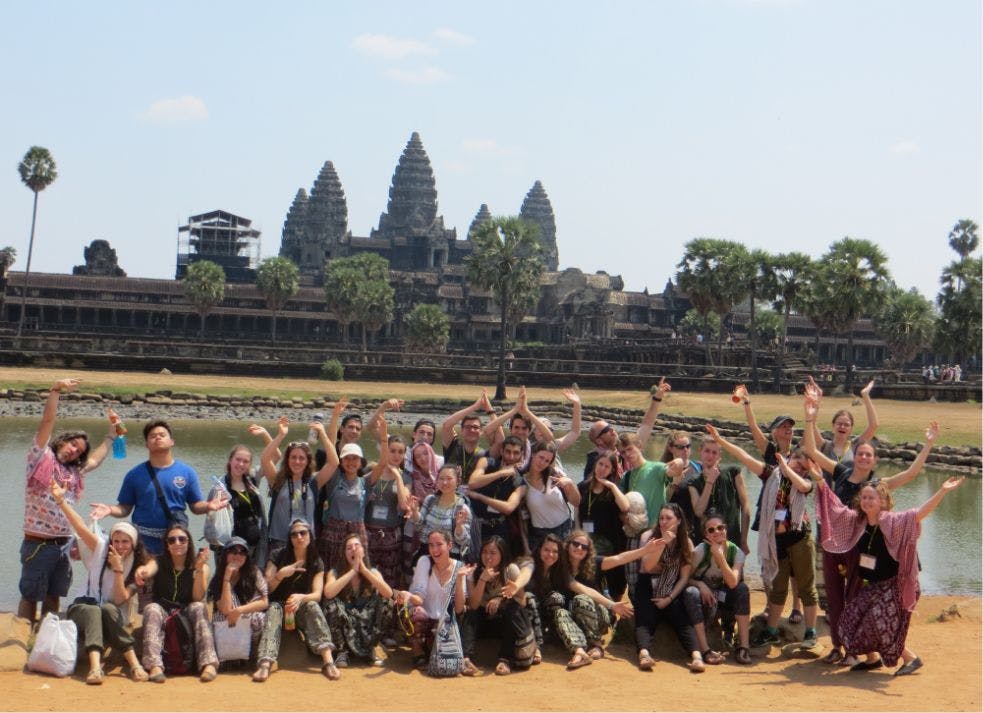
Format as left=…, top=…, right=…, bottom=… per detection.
left=166, top=535, right=188, bottom=544
left=289, top=530, right=310, bottom=539
left=705, top=525, right=727, bottom=534
left=569, top=541, right=590, bottom=551
left=672, top=442, right=691, bottom=449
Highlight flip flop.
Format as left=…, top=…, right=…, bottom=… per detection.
left=495, top=659, right=511, bottom=676
left=129, top=665, right=149, bottom=682
left=322, top=662, right=341, bottom=680
left=85, top=668, right=104, bottom=685
left=252, top=662, right=271, bottom=683
left=702, top=649, right=724, bottom=665
left=788, top=609, right=804, bottom=625
left=567, top=652, right=593, bottom=670
left=587, top=646, right=605, bottom=661
left=820, top=649, right=844, bottom=665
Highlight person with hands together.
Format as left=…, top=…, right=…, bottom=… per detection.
left=51, top=479, right=151, bottom=684
left=252, top=518, right=337, bottom=682
left=322, top=533, right=394, bottom=669
left=19, top=378, right=117, bottom=623
left=139, top=524, right=219, bottom=683
left=481, top=385, right=554, bottom=465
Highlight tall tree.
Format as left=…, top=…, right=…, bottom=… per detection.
left=745, top=249, right=777, bottom=390
left=800, top=263, right=842, bottom=367
left=675, top=238, right=752, bottom=366
left=947, top=219, right=980, bottom=260
left=255, top=256, right=299, bottom=343
left=934, top=256, right=982, bottom=364
left=677, top=308, right=721, bottom=342
left=16, top=146, right=58, bottom=336
left=353, top=278, right=395, bottom=351
left=874, top=287, right=935, bottom=367
left=819, top=238, right=891, bottom=391
left=182, top=260, right=226, bottom=338
left=466, top=216, right=545, bottom=400
left=324, top=253, right=395, bottom=351
left=404, top=303, right=450, bottom=353
left=771, top=252, right=813, bottom=386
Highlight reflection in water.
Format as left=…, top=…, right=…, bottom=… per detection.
left=1, top=415, right=979, bottom=611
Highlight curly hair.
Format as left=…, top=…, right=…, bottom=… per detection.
left=50, top=430, right=90, bottom=470
left=562, top=530, right=597, bottom=584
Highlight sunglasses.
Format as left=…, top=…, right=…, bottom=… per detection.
left=289, top=530, right=310, bottom=538
left=672, top=442, right=691, bottom=449
left=227, top=547, right=248, bottom=555
left=596, top=425, right=614, bottom=439
left=288, top=442, right=311, bottom=450
left=569, top=541, right=590, bottom=551
left=166, top=535, right=189, bottom=544
left=705, top=525, right=727, bottom=534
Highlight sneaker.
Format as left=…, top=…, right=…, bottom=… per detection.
left=801, top=630, right=818, bottom=649
left=751, top=628, right=780, bottom=647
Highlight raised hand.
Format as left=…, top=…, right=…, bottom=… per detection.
left=661, top=529, right=677, bottom=548
left=804, top=399, right=819, bottom=421
left=53, top=378, right=81, bottom=393
left=480, top=567, right=499, bottom=583
left=89, top=502, right=111, bottom=521
left=279, top=560, right=307, bottom=578
left=941, top=476, right=965, bottom=493
left=276, top=415, right=289, bottom=437
left=458, top=563, right=477, bottom=580
left=704, top=423, right=722, bottom=443
left=805, top=375, right=823, bottom=402
left=195, top=546, right=210, bottom=571
left=925, top=421, right=940, bottom=444
left=247, top=424, right=269, bottom=438
left=383, top=397, right=405, bottom=412
left=653, top=376, right=671, bottom=399
left=332, top=396, right=349, bottom=415
left=860, top=379, right=875, bottom=399
left=107, top=544, right=123, bottom=572
left=704, top=464, right=720, bottom=484
left=562, top=387, right=580, bottom=405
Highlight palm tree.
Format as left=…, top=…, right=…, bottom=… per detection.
left=255, top=256, right=299, bottom=343
left=16, top=147, right=58, bottom=336
left=874, top=287, right=935, bottom=367
left=947, top=219, right=979, bottom=260
left=771, top=252, right=813, bottom=386
left=819, top=238, right=891, bottom=391
left=745, top=249, right=776, bottom=390
left=675, top=238, right=752, bottom=366
left=935, top=256, right=982, bottom=363
left=182, top=260, right=226, bottom=338
left=466, top=216, right=545, bottom=400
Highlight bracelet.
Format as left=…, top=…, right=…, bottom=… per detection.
left=742, top=400, right=750, bottom=405
left=112, top=568, right=124, bottom=574
left=651, top=396, right=662, bottom=402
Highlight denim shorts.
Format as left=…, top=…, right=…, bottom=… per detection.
left=19, top=537, right=73, bottom=601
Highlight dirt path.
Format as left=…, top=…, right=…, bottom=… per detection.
left=5, top=593, right=980, bottom=712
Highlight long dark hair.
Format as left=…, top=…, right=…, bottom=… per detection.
left=270, top=442, right=313, bottom=495
left=562, top=529, right=597, bottom=584
left=160, top=524, right=196, bottom=571
left=521, top=441, right=557, bottom=480
left=652, top=503, right=692, bottom=566
left=208, top=546, right=260, bottom=603
left=531, top=533, right=565, bottom=595
left=275, top=519, right=320, bottom=573
left=474, top=536, right=510, bottom=590
left=334, top=533, right=374, bottom=600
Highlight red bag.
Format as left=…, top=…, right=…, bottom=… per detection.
left=161, top=608, right=196, bottom=675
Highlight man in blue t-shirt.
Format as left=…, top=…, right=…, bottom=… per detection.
left=90, top=420, right=226, bottom=553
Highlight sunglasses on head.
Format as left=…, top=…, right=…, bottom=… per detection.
left=166, top=535, right=188, bottom=544
left=569, top=541, right=590, bottom=551
left=227, top=547, right=248, bottom=555
left=288, top=442, right=311, bottom=450
left=289, top=530, right=310, bottom=538
left=705, top=524, right=727, bottom=533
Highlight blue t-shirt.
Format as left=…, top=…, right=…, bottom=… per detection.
left=117, top=460, right=203, bottom=553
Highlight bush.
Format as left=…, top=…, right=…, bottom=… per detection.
left=320, top=359, right=344, bottom=381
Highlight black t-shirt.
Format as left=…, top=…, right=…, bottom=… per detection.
left=577, top=480, right=626, bottom=552
left=856, top=523, right=898, bottom=582
left=470, top=458, right=522, bottom=521
left=443, top=437, right=486, bottom=484
left=226, top=475, right=266, bottom=547
left=270, top=550, right=325, bottom=604
left=826, top=462, right=875, bottom=508
left=152, top=559, right=194, bottom=609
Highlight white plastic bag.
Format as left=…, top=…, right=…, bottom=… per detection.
left=204, top=486, right=233, bottom=548
left=27, top=613, right=77, bottom=677
left=213, top=617, right=252, bottom=661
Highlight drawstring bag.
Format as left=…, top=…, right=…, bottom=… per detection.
left=26, top=613, right=77, bottom=678
left=213, top=617, right=252, bottom=662
left=428, top=560, right=465, bottom=677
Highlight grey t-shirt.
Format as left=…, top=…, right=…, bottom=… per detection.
left=365, top=472, right=412, bottom=528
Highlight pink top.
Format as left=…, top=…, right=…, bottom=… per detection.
left=815, top=481, right=921, bottom=611
left=24, top=445, right=84, bottom=538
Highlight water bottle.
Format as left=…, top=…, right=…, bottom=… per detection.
left=308, top=413, right=325, bottom=445
left=284, top=607, right=296, bottom=631
left=111, top=415, right=127, bottom=460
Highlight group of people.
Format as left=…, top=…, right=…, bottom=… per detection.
left=19, top=375, right=962, bottom=684
left=922, top=364, right=962, bottom=383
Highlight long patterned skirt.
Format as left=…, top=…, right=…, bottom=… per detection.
left=366, top=524, right=403, bottom=590
left=837, top=577, right=917, bottom=667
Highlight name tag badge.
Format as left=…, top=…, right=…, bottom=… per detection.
left=716, top=589, right=728, bottom=603
left=859, top=553, right=877, bottom=570
left=774, top=508, right=788, bottom=521
left=583, top=520, right=595, bottom=534
left=371, top=504, right=389, bottom=521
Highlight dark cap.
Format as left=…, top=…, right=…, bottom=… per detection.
left=223, top=536, right=249, bottom=551
left=768, top=415, right=796, bottom=431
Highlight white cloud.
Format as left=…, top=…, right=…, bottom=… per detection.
left=352, top=33, right=437, bottom=60
left=144, top=95, right=208, bottom=124
left=434, top=27, right=476, bottom=46
left=889, top=140, right=919, bottom=154
left=384, top=66, right=451, bottom=85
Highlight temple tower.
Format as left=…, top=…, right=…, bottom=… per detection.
left=519, top=180, right=558, bottom=270
left=468, top=204, right=493, bottom=237
left=288, top=161, right=350, bottom=274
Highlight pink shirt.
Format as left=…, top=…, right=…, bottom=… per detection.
left=24, top=444, right=84, bottom=538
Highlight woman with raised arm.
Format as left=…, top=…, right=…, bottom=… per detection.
left=252, top=518, right=337, bottom=682
left=802, top=388, right=940, bottom=665
left=207, top=536, right=269, bottom=662
left=521, top=442, right=580, bottom=553
left=409, top=464, right=473, bottom=562
left=704, top=424, right=820, bottom=650
left=50, top=480, right=151, bottom=684
left=576, top=452, right=630, bottom=602
left=207, top=443, right=268, bottom=566
left=402, top=441, right=441, bottom=579
left=633, top=504, right=706, bottom=672
left=365, top=414, right=411, bottom=588
left=807, top=377, right=879, bottom=465
left=260, top=416, right=339, bottom=563
left=136, top=524, right=219, bottom=683
left=322, top=533, right=393, bottom=669
left=811, top=462, right=965, bottom=675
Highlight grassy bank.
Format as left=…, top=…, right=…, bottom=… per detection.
left=1, top=366, right=979, bottom=448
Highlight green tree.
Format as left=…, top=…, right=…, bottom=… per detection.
left=677, top=308, right=721, bottom=342
left=182, top=260, right=226, bottom=338
left=771, top=252, right=813, bottom=386
left=324, top=253, right=395, bottom=351
left=749, top=307, right=782, bottom=345
left=16, top=146, right=58, bottom=337
left=675, top=238, right=753, bottom=366
left=466, top=216, right=545, bottom=400
left=818, top=238, right=891, bottom=391
left=947, top=219, right=979, bottom=260
left=934, top=256, right=982, bottom=364
left=800, top=263, right=843, bottom=365
left=404, top=303, right=450, bottom=353
left=745, top=249, right=777, bottom=390
left=255, top=256, right=299, bottom=343
left=874, top=287, right=935, bottom=367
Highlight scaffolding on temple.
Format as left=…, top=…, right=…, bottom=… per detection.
left=176, top=210, right=261, bottom=282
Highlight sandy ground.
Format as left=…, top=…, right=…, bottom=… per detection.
left=3, top=592, right=979, bottom=712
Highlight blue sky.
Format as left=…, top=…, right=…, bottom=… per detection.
left=1, top=1, right=979, bottom=302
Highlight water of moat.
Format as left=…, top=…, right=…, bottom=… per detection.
left=2, top=416, right=978, bottom=611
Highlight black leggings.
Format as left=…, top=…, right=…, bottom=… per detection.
left=633, top=574, right=698, bottom=654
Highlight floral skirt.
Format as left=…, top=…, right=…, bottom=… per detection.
left=837, top=577, right=917, bottom=667
left=366, top=524, right=402, bottom=590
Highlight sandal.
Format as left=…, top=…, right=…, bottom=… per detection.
left=638, top=653, right=655, bottom=671
left=252, top=662, right=271, bottom=683
left=788, top=608, right=804, bottom=625
left=148, top=667, right=166, bottom=684
left=850, top=658, right=883, bottom=672
left=532, top=648, right=542, bottom=665
left=461, top=659, right=479, bottom=676
left=199, top=665, right=217, bottom=682
left=702, top=649, right=724, bottom=665
left=587, top=645, right=605, bottom=661
left=129, top=665, right=149, bottom=682
left=86, top=668, right=105, bottom=685
left=566, top=651, right=593, bottom=669
left=894, top=657, right=923, bottom=676
left=821, top=648, right=844, bottom=665
left=322, top=661, right=341, bottom=680
left=688, top=657, right=706, bottom=673
left=495, top=659, right=511, bottom=676
left=735, top=647, right=752, bottom=665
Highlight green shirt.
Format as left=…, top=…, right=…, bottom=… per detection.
left=619, top=459, right=668, bottom=528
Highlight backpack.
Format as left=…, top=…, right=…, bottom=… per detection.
left=694, top=542, right=738, bottom=581
left=162, top=607, right=196, bottom=675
